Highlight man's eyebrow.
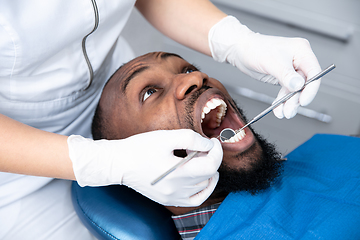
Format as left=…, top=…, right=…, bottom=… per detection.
left=160, top=52, right=183, bottom=60
left=121, top=66, right=149, bottom=93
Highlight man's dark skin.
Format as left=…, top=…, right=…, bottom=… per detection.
left=92, top=52, right=282, bottom=215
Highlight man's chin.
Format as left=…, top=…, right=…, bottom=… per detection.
left=211, top=131, right=284, bottom=199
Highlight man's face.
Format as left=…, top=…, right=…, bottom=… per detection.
left=100, top=52, right=282, bottom=198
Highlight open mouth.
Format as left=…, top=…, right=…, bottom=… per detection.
left=200, top=97, right=246, bottom=143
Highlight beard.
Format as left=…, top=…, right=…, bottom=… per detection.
left=184, top=86, right=284, bottom=198
left=212, top=130, right=284, bottom=199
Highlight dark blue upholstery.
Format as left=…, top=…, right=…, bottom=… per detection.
left=71, top=183, right=180, bottom=240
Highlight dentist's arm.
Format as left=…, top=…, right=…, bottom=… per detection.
left=0, top=113, right=222, bottom=207
left=0, top=113, right=75, bottom=180
left=136, top=0, right=322, bottom=119
left=135, top=0, right=226, bottom=56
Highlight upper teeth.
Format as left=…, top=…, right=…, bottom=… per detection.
left=201, top=98, right=227, bottom=127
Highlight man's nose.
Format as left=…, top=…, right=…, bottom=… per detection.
left=175, top=72, right=209, bottom=100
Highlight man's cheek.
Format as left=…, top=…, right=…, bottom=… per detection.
left=149, top=116, right=178, bottom=131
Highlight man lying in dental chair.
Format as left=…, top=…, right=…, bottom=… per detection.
left=90, top=52, right=360, bottom=240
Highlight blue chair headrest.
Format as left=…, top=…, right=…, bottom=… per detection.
left=71, top=182, right=180, bottom=240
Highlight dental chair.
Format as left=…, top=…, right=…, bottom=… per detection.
left=71, top=183, right=180, bottom=240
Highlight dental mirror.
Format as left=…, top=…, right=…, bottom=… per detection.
left=219, top=128, right=236, bottom=142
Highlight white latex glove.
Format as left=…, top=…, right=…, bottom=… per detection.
left=68, top=129, right=223, bottom=207
left=209, top=16, right=322, bottom=119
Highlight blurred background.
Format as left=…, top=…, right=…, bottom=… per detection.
left=122, top=0, right=360, bottom=154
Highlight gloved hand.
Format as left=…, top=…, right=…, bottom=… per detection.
left=209, top=16, right=322, bottom=119
left=67, top=129, right=223, bottom=207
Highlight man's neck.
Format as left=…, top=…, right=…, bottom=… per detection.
left=166, top=195, right=226, bottom=215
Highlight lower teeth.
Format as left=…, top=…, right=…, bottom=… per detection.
left=223, top=129, right=246, bottom=143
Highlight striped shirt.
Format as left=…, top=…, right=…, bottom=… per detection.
left=171, top=203, right=221, bottom=240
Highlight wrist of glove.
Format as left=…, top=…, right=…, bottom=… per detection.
left=67, top=129, right=223, bottom=207
left=68, top=135, right=123, bottom=187
left=209, top=16, right=322, bottom=119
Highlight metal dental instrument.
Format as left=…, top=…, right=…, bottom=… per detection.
left=152, top=64, right=335, bottom=185
left=219, top=64, right=336, bottom=142
left=151, top=151, right=198, bottom=185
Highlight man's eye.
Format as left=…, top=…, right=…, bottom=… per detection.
left=183, top=65, right=199, bottom=74
left=185, top=69, right=195, bottom=74
left=143, top=88, right=158, bottom=102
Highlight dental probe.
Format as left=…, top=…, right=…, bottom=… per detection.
left=151, top=151, right=198, bottom=185
left=219, top=64, right=336, bottom=142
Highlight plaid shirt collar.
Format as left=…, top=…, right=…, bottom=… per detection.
left=171, top=202, right=221, bottom=240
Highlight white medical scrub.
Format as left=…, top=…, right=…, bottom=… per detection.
left=0, top=0, right=136, bottom=238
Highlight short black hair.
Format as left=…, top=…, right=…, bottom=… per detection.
left=91, top=102, right=105, bottom=140
left=91, top=64, right=125, bottom=140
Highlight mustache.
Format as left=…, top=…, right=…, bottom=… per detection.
left=183, top=85, right=249, bottom=132
left=184, top=85, right=212, bottom=130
